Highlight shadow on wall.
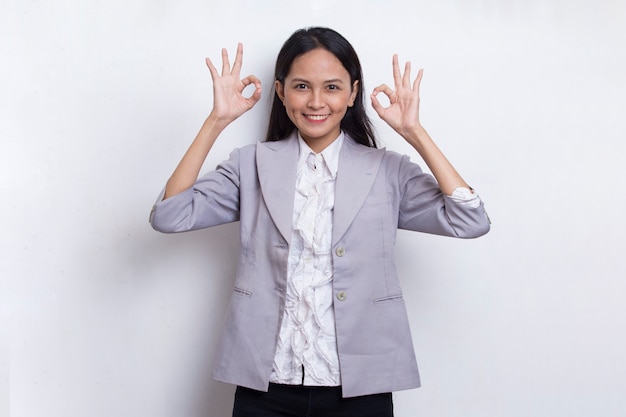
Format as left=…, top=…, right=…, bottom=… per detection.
left=102, top=221, right=243, bottom=415
left=145, top=223, right=241, bottom=416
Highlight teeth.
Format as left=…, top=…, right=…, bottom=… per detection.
left=307, top=115, right=328, bottom=120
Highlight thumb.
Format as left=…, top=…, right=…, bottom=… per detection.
left=370, top=92, right=385, bottom=118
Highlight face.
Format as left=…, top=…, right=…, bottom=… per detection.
left=276, top=48, right=359, bottom=152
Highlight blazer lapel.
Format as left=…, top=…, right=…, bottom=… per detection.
left=256, top=133, right=299, bottom=244
left=332, top=136, right=385, bottom=246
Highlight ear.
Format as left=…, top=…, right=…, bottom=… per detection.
left=349, top=80, right=359, bottom=107
left=275, top=80, right=285, bottom=104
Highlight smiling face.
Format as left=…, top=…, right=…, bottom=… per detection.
left=275, top=48, right=358, bottom=152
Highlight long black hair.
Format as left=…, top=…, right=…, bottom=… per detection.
left=265, top=27, right=378, bottom=148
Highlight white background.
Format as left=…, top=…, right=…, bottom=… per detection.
left=2, top=0, right=625, bottom=416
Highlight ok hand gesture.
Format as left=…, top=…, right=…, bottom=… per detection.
left=371, top=55, right=423, bottom=139
left=206, top=43, right=262, bottom=125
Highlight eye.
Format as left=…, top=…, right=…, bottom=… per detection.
left=327, top=84, right=339, bottom=90
left=295, top=83, right=308, bottom=89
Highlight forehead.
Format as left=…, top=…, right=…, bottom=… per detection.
left=286, top=48, right=350, bottom=81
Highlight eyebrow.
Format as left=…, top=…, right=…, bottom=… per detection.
left=289, top=78, right=346, bottom=84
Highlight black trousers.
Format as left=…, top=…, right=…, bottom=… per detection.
left=232, top=383, right=394, bottom=417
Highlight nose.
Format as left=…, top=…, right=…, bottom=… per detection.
left=308, top=89, right=324, bottom=109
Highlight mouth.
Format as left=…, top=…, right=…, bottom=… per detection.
left=304, top=114, right=330, bottom=122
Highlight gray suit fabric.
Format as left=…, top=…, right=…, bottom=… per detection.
left=150, top=133, right=490, bottom=397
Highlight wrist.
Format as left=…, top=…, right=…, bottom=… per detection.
left=402, top=125, right=431, bottom=149
left=205, top=112, right=231, bottom=132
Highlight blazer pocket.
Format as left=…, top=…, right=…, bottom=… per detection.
left=372, top=294, right=403, bottom=305
left=233, top=287, right=252, bottom=298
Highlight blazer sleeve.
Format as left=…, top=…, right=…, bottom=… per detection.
left=149, top=148, right=243, bottom=233
left=396, top=154, right=490, bottom=238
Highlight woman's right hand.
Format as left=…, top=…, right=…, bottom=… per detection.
left=162, top=44, right=260, bottom=200
left=206, top=43, right=262, bottom=125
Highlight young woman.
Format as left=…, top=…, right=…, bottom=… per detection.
left=150, top=27, right=490, bottom=417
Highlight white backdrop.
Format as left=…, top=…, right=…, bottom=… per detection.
left=2, top=0, right=625, bottom=416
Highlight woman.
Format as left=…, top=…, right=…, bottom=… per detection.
left=151, top=27, right=490, bottom=417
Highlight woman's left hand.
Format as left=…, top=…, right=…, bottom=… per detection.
left=371, top=55, right=424, bottom=139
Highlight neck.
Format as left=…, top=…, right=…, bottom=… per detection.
left=300, top=133, right=341, bottom=153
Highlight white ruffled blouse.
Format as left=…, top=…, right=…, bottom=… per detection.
left=270, top=133, right=343, bottom=386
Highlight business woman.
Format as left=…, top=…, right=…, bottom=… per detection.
left=151, top=27, right=490, bottom=417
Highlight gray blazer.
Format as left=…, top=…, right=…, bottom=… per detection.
left=150, top=132, right=490, bottom=397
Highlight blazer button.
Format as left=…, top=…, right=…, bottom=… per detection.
left=335, top=247, right=345, bottom=257
left=336, top=291, right=347, bottom=301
